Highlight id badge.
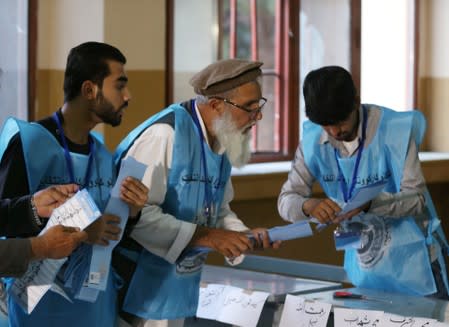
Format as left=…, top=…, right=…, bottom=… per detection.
left=334, top=224, right=362, bottom=251
left=196, top=202, right=218, bottom=227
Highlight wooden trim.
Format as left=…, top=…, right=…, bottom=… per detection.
left=28, top=0, right=37, bottom=121
left=165, top=0, right=174, bottom=106
left=273, top=0, right=282, bottom=153
left=229, top=0, right=237, bottom=58
left=250, top=0, right=259, bottom=150
left=285, top=0, right=300, bottom=157
left=217, top=0, right=224, bottom=60
left=413, top=0, right=419, bottom=109
left=350, top=0, right=361, bottom=91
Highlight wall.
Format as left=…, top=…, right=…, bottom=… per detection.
left=103, top=0, right=166, bottom=149
left=418, top=0, right=449, bottom=151
left=36, top=0, right=166, bottom=151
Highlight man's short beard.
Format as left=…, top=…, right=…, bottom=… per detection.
left=212, top=111, right=252, bottom=168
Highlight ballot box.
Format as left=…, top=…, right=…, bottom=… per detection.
left=185, top=264, right=342, bottom=326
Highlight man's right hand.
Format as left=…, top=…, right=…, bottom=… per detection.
left=303, top=198, right=342, bottom=224
left=190, top=227, right=253, bottom=258
left=33, top=184, right=79, bottom=218
left=84, top=214, right=121, bottom=246
left=30, top=225, right=87, bottom=260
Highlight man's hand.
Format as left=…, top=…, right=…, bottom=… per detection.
left=30, top=225, right=87, bottom=260
left=120, top=177, right=149, bottom=218
left=332, top=201, right=371, bottom=223
left=33, top=184, right=79, bottom=217
left=247, top=228, right=282, bottom=250
left=191, top=227, right=254, bottom=258
left=303, top=198, right=341, bottom=224
left=84, top=214, right=121, bottom=246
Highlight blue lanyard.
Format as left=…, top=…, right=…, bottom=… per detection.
left=334, top=107, right=367, bottom=202
left=190, top=100, right=224, bottom=219
left=52, top=112, right=95, bottom=188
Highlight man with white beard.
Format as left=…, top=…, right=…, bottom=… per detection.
left=113, top=59, right=280, bottom=327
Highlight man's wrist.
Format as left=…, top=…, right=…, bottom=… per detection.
left=30, top=236, right=47, bottom=260
left=30, top=196, right=44, bottom=227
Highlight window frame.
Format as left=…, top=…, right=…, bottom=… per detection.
left=165, top=0, right=418, bottom=163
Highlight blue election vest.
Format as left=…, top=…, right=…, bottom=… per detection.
left=114, top=103, right=231, bottom=319
left=0, top=117, right=119, bottom=327
left=302, top=105, right=449, bottom=296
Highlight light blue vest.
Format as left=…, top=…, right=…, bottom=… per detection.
left=303, top=106, right=449, bottom=296
left=0, top=117, right=119, bottom=327
left=114, top=103, right=231, bottom=319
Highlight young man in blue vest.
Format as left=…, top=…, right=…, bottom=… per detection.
left=278, top=65, right=449, bottom=299
left=114, top=59, right=281, bottom=327
left=0, top=42, right=148, bottom=326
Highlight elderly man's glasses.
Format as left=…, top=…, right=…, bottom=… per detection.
left=214, top=96, right=267, bottom=120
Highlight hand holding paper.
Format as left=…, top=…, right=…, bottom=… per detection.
left=338, top=180, right=387, bottom=215
left=311, top=180, right=387, bottom=231
left=249, top=220, right=313, bottom=247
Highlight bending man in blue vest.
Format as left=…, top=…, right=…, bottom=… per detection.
left=278, top=65, right=449, bottom=299
left=0, top=42, right=148, bottom=326
left=114, top=58, right=281, bottom=327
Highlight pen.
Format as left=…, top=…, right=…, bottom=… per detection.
left=333, top=291, right=392, bottom=304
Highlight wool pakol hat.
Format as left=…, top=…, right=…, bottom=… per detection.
left=189, top=58, right=263, bottom=96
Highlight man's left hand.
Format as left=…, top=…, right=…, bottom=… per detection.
left=248, top=228, right=282, bottom=250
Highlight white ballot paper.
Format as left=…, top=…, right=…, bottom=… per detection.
left=279, top=294, right=331, bottom=327
left=9, top=189, right=101, bottom=314
left=339, top=180, right=387, bottom=215
left=197, top=283, right=269, bottom=327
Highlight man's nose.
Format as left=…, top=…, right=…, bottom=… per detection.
left=124, top=88, right=132, bottom=102
left=327, top=126, right=341, bottom=138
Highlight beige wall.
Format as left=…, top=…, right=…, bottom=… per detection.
left=36, top=0, right=166, bottom=151
left=418, top=0, right=449, bottom=151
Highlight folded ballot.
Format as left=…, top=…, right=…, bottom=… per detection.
left=259, top=220, right=313, bottom=243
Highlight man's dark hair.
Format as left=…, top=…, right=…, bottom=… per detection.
left=303, top=66, right=356, bottom=125
left=63, top=41, right=126, bottom=102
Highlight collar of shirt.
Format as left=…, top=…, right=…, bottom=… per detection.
left=194, top=102, right=226, bottom=155
left=318, top=105, right=364, bottom=157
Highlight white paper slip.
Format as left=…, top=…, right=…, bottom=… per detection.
left=197, top=283, right=269, bottom=327
left=279, top=294, right=331, bottom=327
left=379, top=313, right=437, bottom=327
left=9, top=189, right=101, bottom=314
left=197, top=283, right=228, bottom=321
left=217, top=287, right=269, bottom=327
left=333, top=307, right=384, bottom=327
left=41, top=189, right=101, bottom=232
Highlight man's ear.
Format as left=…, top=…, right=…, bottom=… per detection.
left=81, top=81, right=98, bottom=100
left=208, top=98, right=224, bottom=113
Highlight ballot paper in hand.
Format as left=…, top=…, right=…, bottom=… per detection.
left=85, top=156, right=147, bottom=294
left=339, top=180, right=387, bottom=215
left=182, top=220, right=313, bottom=259
left=9, top=189, right=101, bottom=314
left=265, top=220, right=313, bottom=242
